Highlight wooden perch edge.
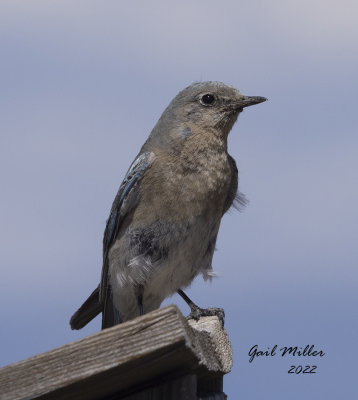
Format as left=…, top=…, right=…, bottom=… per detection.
left=0, top=305, right=233, bottom=400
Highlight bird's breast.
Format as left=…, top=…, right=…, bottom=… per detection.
left=140, top=140, right=232, bottom=219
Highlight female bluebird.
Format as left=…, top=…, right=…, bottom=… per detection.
left=70, top=81, right=266, bottom=329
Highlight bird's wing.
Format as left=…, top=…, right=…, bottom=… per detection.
left=100, top=151, right=153, bottom=328
left=223, top=155, right=238, bottom=214
left=223, top=154, right=247, bottom=214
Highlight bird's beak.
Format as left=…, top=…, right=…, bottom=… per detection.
left=236, top=96, right=267, bottom=109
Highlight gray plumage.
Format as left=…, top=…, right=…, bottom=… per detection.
left=70, top=81, right=266, bottom=330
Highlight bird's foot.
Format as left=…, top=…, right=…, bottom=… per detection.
left=187, top=305, right=225, bottom=327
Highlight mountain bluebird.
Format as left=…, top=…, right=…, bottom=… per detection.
left=70, top=81, right=266, bottom=329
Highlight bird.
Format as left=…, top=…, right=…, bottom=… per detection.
left=70, top=81, right=266, bottom=330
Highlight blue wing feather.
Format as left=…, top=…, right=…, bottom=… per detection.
left=100, top=152, right=152, bottom=326
left=103, top=152, right=151, bottom=251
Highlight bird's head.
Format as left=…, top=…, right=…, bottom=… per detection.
left=145, top=81, right=266, bottom=152
left=170, top=81, right=266, bottom=136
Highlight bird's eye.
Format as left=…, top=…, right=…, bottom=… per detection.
left=200, top=94, right=216, bottom=106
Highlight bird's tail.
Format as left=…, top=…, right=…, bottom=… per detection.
left=70, top=286, right=102, bottom=330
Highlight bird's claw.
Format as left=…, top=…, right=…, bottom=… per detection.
left=187, top=305, right=225, bottom=327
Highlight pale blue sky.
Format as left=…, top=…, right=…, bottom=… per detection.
left=1, top=1, right=357, bottom=398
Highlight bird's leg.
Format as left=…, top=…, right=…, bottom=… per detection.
left=136, top=284, right=144, bottom=316
left=113, top=306, right=120, bottom=325
left=177, top=289, right=225, bottom=326
left=138, top=294, right=144, bottom=316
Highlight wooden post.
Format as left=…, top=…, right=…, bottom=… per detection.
left=0, top=305, right=232, bottom=400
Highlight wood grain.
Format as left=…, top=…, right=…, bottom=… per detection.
left=0, top=305, right=232, bottom=400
